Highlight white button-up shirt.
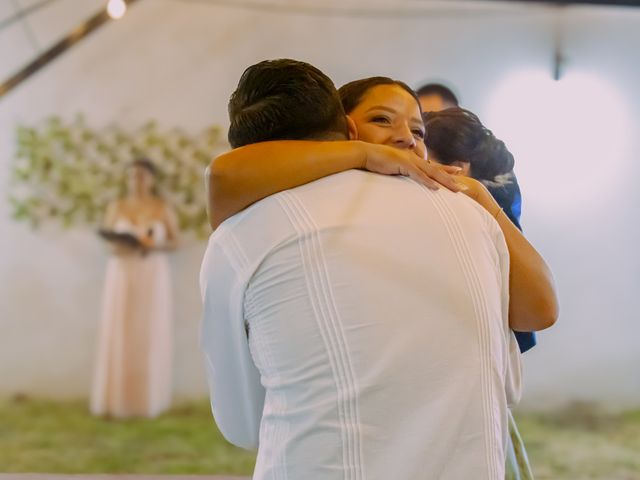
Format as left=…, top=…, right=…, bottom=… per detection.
left=200, top=170, right=521, bottom=480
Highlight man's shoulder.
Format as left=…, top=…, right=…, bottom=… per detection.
left=206, top=189, right=299, bottom=270
left=213, top=170, right=383, bottom=232
left=284, top=169, right=431, bottom=204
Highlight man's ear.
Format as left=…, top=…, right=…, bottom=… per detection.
left=346, top=115, right=358, bottom=140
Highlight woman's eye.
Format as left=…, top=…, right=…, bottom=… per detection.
left=370, top=116, right=391, bottom=124
left=412, top=129, right=425, bottom=139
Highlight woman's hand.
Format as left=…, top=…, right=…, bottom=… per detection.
left=361, top=142, right=464, bottom=192
left=138, top=234, right=155, bottom=253
left=449, top=175, right=501, bottom=216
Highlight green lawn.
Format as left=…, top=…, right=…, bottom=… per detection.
left=514, top=405, right=640, bottom=479
left=0, top=397, right=255, bottom=475
left=1, top=397, right=639, bottom=479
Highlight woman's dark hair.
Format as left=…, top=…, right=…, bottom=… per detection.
left=423, top=108, right=514, bottom=182
left=338, top=77, right=421, bottom=114
left=130, top=157, right=158, bottom=176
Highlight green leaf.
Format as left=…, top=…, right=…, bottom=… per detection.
left=9, top=118, right=223, bottom=236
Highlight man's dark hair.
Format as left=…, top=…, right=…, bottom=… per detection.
left=423, top=107, right=514, bottom=182
left=227, top=59, right=348, bottom=148
left=339, top=77, right=420, bottom=114
left=415, top=83, right=459, bottom=107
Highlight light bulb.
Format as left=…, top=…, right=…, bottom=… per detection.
left=107, top=0, right=127, bottom=19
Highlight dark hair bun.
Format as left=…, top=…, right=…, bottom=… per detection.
left=469, top=135, right=514, bottom=180
left=424, top=108, right=514, bottom=182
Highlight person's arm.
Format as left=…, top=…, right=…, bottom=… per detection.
left=456, top=176, right=559, bottom=332
left=101, top=201, right=139, bottom=256
left=199, top=235, right=264, bottom=449
left=141, top=202, right=180, bottom=252
left=162, top=204, right=179, bottom=249
left=102, top=200, right=119, bottom=230
left=207, top=140, right=463, bottom=229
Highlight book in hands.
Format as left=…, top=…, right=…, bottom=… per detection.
left=98, top=229, right=142, bottom=248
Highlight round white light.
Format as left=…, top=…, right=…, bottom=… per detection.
left=484, top=70, right=631, bottom=212
left=107, top=0, right=127, bottom=19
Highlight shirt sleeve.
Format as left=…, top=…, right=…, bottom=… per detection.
left=199, top=234, right=265, bottom=450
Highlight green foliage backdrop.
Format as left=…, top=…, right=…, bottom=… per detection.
left=9, top=115, right=227, bottom=238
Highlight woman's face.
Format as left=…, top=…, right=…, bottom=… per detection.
left=127, top=165, right=154, bottom=196
left=348, top=84, right=426, bottom=158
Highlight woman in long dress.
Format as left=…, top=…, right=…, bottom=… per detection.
left=91, top=158, right=179, bottom=418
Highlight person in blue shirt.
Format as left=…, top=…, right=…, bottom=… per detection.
left=421, top=103, right=536, bottom=354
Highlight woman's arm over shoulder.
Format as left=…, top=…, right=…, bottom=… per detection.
left=207, top=140, right=465, bottom=230
left=207, top=141, right=366, bottom=229
left=455, top=176, right=559, bottom=332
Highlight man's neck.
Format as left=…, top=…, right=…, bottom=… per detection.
left=310, top=132, right=348, bottom=142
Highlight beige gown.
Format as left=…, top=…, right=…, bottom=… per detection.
left=91, top=218, right=173, bottom=418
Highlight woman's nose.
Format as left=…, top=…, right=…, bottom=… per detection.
left=392, top=125, right=416, bottom=149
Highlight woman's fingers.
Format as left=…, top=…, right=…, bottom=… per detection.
left=416, top=160, right=465, bottom=192
left=439, top=165, right=463, bottom=175
left=363, top=145, right=465, bottom=192
left=408, top=170, right=441, bottom=190
left=451, top=175, right=484, bottom=200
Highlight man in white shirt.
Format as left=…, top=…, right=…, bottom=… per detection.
left=200, top=59, right=520, bottom=479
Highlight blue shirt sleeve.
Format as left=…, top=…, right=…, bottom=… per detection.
left=486, top=171, right=537, bottom=354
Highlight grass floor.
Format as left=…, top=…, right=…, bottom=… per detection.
left=0, top=397, right=255, bottom=475
left=1, top=397, right=639, bottom=479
